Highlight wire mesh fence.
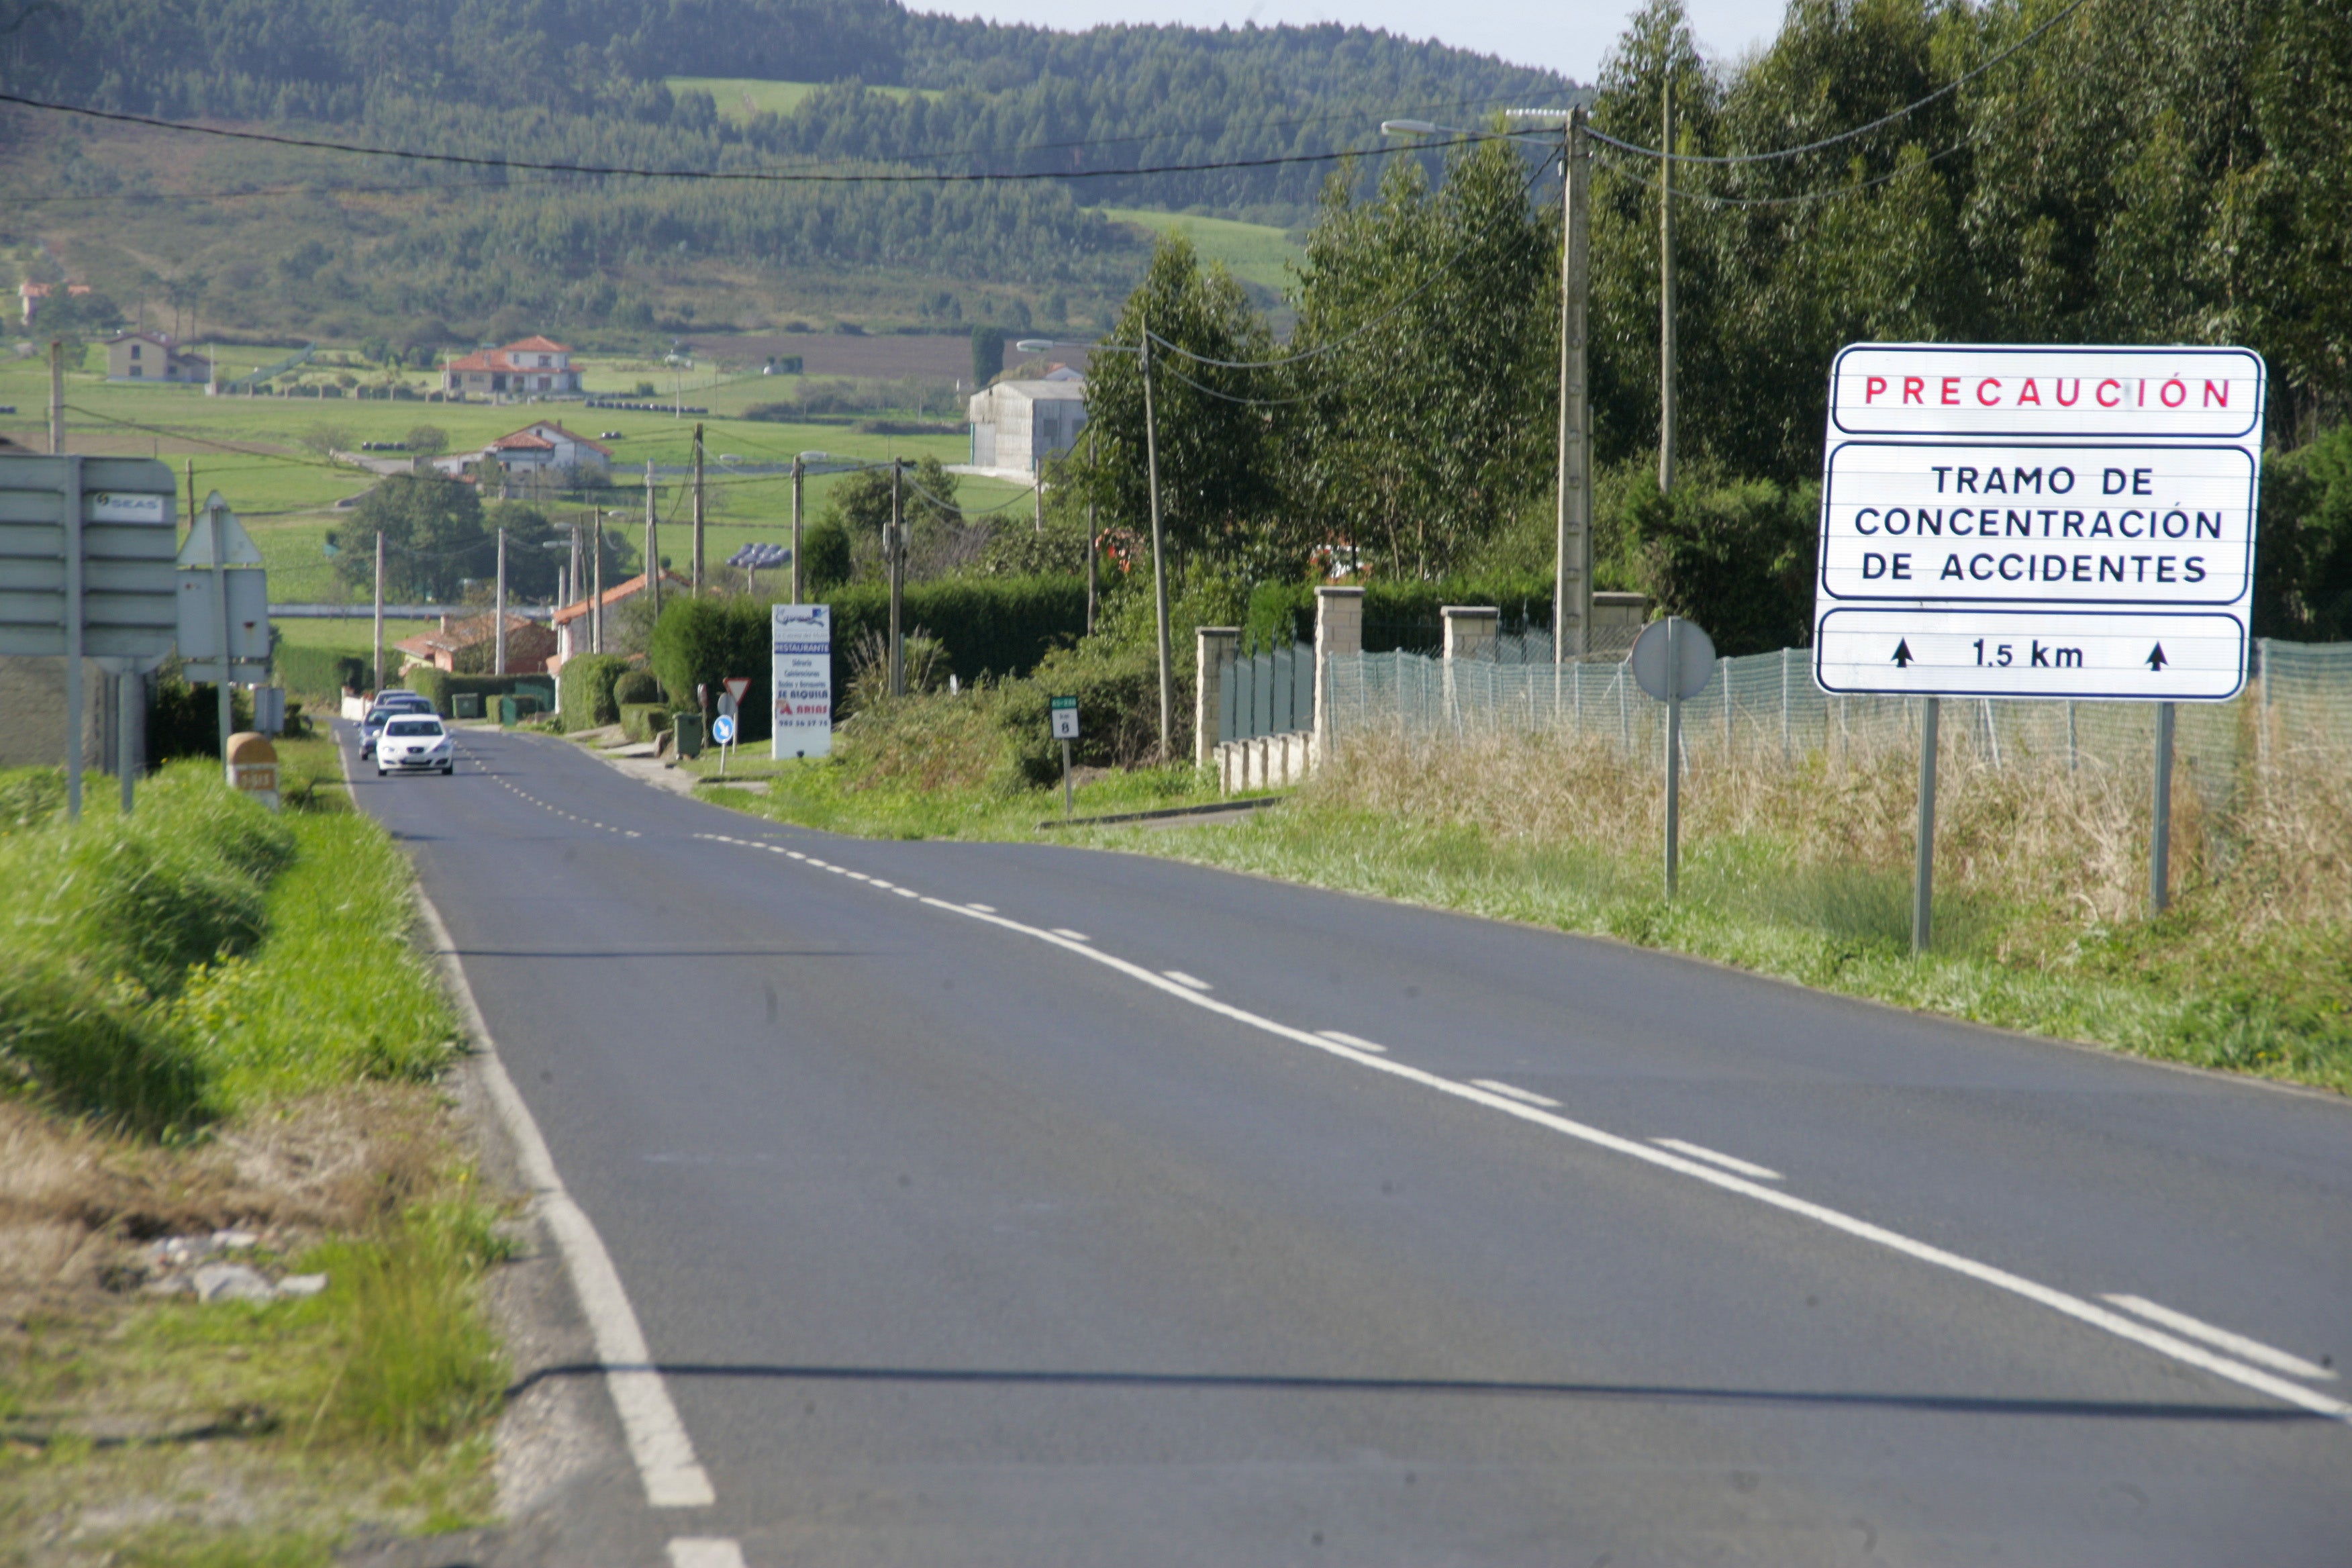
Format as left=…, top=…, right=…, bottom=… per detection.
left=1324, top=638, right=2352, bottom=805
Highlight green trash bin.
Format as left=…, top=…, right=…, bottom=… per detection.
left=453, top=693, right=482, bottom=720
left=673, top=712, right=704, bottom=758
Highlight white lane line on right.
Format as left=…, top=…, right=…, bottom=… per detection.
left=1316, top=1030, right=1387, bottom=1054
left=2103, top=1295, right=2338, bottom=1381
left=667, top=1540, right=747, bottom=1568
left=1473, top=1079, right=1562, bottom=1109
left=901, top=894, right=2352, bottom=1426
left=1161, top=970, right=1212, bottom=991
left=1052, top=928, right=1090, bottom=941
left=1651, top=1138, right=1784, bottom=1181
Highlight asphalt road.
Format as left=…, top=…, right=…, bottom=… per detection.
left=344, top=723, right=2352, bottom=1567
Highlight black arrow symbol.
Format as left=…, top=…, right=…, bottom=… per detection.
left=2146, top=643, right=2168, bottom=671
left=1892, top=639, right=1914, bottom=667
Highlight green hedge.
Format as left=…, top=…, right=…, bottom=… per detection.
left=276, top=644, right=373, bottom=699
left=1243, top=574, right=1556, bottom=650
left=648, top=597, right=773, bottom=742
left=825, top=575, right=1086, bottom=691
left=404, top=669, right=556, bottom=717
left=620, top=703, right=673, bottom=743
left=557, top=654, right=631, bottom=728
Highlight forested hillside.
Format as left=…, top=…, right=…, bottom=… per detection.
left=1, top=0, right=1573, bottom=344
left=1058, top=0, right=2352, bottom=651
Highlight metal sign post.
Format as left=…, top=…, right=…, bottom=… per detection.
left=1629, top=618, right=1714, bottom=898
left=1049, top=695, right=1080, bottom=818
left=1812, top=343, right=2267, bottom=935
left=0, top=455, right=180, bottom=819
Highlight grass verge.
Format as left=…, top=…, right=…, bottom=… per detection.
left=694, top=703, right=2351, bottom=1093
left=0, top=738, right=511, bottom=1565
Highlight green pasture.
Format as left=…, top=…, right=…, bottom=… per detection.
left=0, top=352, right=1023, bottom=603
left=1096, top=207, right=1304, bottom=295
left=665, top=77, right=943, bottom=123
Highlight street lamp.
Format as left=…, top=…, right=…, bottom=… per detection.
left=1383, top=112, right=1591, bottom=662
left=1018, top=334, right=1173, bottom=761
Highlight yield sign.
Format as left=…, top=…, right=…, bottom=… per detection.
left=723, top=676, right=751, bottom=705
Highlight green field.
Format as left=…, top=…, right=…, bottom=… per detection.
left=665, top=77, right=942, bottom=124
left=1096, top=208, right=1304, bottom=295
left=0, top=350, right=1023, bottom=605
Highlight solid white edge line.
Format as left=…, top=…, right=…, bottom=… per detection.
left=904, top=894, right=2352, bottom=1425
left=2103, top=1295, right=2338, bottom=1381
left=666, top=1538, right=748, bottom=1568
left=1652, top=1137, right=1785, bottom=1182
left=1315, top=1030, right=1387, bottom=1054
left=1052, top=928, right=1090, bottom=941
left=411, top=888, right=718, bottom=1509
left=1161, top=970, right=1212, bottom=991
left=1472, top=1079, right=1563, bottom=1109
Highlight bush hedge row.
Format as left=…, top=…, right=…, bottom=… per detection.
left=556, top=654, right=632, bottom=728
left=403, top=669, right=556, bottom=716
left=1242, top=573, right=1557, bottom=650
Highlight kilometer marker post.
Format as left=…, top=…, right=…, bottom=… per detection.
left=1048, top=696, right=1081, bottom=819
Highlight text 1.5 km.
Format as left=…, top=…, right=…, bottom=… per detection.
left=1973, top=638, right=2082, bottom=669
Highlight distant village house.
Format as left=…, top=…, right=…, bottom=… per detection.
left=432, top=420, right=613, bottom=479
left=395, top=611, right=558, bottom=675
left=104, top=331, right=211, bottom=384
left=548, top=569, right=691, bottom=667
left=442, top=336, right=584, bottom=397
left=18, top=281, right=92, bottom=324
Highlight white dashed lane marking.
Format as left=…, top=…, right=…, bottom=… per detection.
left=680, top=826, right=2351, bottom=1426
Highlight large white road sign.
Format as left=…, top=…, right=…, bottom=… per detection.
left=771, top=603, right=834, bottom=760
left=1813, top=344, right=2265, bottom=701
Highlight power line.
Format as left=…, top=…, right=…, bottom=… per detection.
left=1596, top=123, right=1993, bottom=209
left=0, top=90, right=1471, bottom=185
left=1587, top=0, right=2099, bottom=166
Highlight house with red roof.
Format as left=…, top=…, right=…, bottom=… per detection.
left=548, top=569, right=691, bottom=666
left=434, top=420, right=614, bottom=478
left=442, top=336, right=583, bottom=397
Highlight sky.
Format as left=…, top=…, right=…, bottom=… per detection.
left=926, top=0, right=1794, bottom=83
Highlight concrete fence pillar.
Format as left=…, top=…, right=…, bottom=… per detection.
left=1312, top=587, right=1364, bottom=765
left=1440, top=605, right=1499, bottom=724
left=1195, top=626, right=1240, bottom=768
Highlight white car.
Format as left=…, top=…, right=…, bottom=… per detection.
left=377, top=716, right=454, bottom=776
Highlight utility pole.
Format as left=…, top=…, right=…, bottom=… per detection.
left=373, top=530, right=385, bottom=696
left=1141, top=324, right=1172, bottom=759
left=1554, top=108, right=1592, bottom=662
left=592, top=511, right=603, bottom=654
left=887, top=459, right=905, bottom=697
left=691, top=423, right=705, bottom=597
left=1034, top=474, right=1044, bottom=533
left=790, top=456, right=804, bottom=603
left=1085, top=427, right=1098, bottom=636
left=644, top=461, right=660, bottom=620
left=494, top=526, right=507, bottom=675
left=48, top=340, right=65, bottom=454
left=1659, top=75, right=1677, bottom=495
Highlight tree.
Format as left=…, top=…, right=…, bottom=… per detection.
left=1280, top=140, right=1557, bottom=579
left=1074, top=234, right=1279, bottom=574
left=971, top=325, right=1006, bottom=389
left=334, top=473, right=489, bottom=601
left=405, top=424, right=450, bottom=458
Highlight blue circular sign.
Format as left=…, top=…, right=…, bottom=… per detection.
left=711, top=714, right=736, bottom=744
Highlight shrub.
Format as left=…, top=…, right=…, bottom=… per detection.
left=619, top=702, right=673, bottom=742
left=148, top=666, right=256, bottom=760
left=824, top=575, right=1085, bottom=694
left=648, top=597, right=773, bottom=742
left=405, top=669, right=555, bottom=716
left=801, top=516, right=852, bottom=593
left=556, top=654, right=630, bottom=728
left=614, top=668, right=662, bottom=705
left=1243, top=573, right=1557, bottom=651
left=277, top=644, right=373, bottom=699
left=994, top=639, right=1180, bottom=785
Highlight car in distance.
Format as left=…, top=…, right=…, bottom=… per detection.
left=377, top=716, right=454, bottom=776
left=359, top=692, right=435, bottom=757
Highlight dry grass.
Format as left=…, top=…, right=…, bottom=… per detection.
left=1311, top=726, right=2348, bottom=936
